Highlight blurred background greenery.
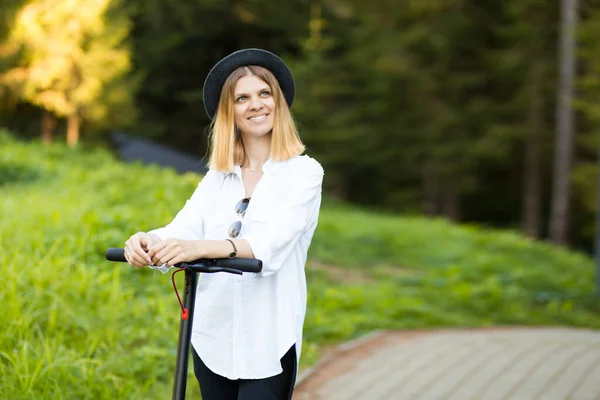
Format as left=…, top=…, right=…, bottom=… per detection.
left=1, top=0, right=599, bottom=250
left=1, top=0, right=600, bottom=399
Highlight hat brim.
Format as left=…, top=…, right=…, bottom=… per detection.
left=202, top=48, right=295, bottom=120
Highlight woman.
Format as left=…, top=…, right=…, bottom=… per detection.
left=123, top=48, right=324, bottom=400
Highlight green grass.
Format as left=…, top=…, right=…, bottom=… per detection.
left=1, top=129, right=598, bottom=399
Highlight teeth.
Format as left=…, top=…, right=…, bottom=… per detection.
left=249, top=115, right=267, bottom=121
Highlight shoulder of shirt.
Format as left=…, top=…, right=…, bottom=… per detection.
left=198, top=169, right=225, bottom=187
left=281, top=154, right=324, bottom=176
left=200, top=169, right=215, bottom=180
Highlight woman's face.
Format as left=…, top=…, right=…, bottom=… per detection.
left=233, top=75, right=275, bottom=138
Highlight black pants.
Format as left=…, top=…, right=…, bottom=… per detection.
left=191, top=344, right=297, bottom=400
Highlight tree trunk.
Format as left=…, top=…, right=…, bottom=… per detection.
left=422, top=161, right=439, bottom=216
left=67, top=114, right=80, bottom=147
left=522, top=57, right=544, bottom=238
left=41, top=109, right=55, bottom=145
left=550, top=0, right=578, bottom=246
left=441, top=183, right=461, bottom=222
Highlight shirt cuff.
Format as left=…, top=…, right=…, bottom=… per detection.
left=243, top=234, right=273, bottom=276
left=147, top=228, right=166, bottom=241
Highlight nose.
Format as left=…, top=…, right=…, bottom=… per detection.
left=249, top=95, right=263, bottom=111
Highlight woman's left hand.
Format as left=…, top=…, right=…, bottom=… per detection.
left=147, top=239, right=203, bottom=267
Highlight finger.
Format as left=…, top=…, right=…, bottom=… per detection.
left=124, top=249, right=130, bottom=264
left=132, top=249, right=150, bottom=267
left=140, top=235, right=152, bottom=251
left=125, top=237, right=142, bottom=260
left=151, top=248, right=167, bottom=265
left=147, top=241, right=167, bottom=259
left=127, top=242, right=148, bottom=266
left=166, top=248, right=189, bottom=267
left=158, top=248, right=179, bottom=267
left=124, top=246, right=133, bottom=263
left=167, top=254, right=184, bottom=267
left=141, top=234, right=160, bottom=253
left=151, top=243, right=175, bottom=265
left=134, top=242, right=153, bottom=265
left=125, top=250, right=143, bottom=268
left=124, top=241, right=143, bottom=266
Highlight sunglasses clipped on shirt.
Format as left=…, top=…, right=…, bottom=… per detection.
left=228, top=197, right=250, bottom=238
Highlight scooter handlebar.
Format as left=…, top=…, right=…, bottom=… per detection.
left=105, top=248, right=262, bottom=273
left=106, top=247, right=127, bottom=262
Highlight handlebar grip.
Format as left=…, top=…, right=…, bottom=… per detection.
left=214, top=258, right=263, bottom=273
left=106, top=248, right=126, bottom=262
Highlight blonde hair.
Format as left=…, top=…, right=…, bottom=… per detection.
left=207, top=65, right=305, bottom=172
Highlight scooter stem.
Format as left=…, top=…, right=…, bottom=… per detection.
left=172, top=269, right=198, bottom=400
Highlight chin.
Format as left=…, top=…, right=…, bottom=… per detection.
left=242, top=125, right=273, bottom=138
left=248, top=130, right=272, bottom=139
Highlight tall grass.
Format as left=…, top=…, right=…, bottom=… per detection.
left=1, top=132, right=201, bottom=398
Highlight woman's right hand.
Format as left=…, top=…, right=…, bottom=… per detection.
left=124, top=232, right=160, bottom=268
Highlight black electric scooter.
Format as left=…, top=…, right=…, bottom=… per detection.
left=105, top=248, right=262, bottom=400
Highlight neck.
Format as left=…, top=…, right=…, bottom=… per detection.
left=241, top=133, right=271, bottom=169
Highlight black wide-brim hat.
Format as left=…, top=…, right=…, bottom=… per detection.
left=202, top=48, right=295, bottom=119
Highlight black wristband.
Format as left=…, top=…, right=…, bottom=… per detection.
left=225, top=239, right=237, bottom=258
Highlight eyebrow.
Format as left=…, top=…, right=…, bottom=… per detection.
left=234, top=86, right=271, bottom=97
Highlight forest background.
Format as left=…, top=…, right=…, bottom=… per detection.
left=1, top=0, right=599, bottom=252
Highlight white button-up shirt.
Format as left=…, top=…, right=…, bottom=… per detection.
left=148, top=155, right=324, bottom=379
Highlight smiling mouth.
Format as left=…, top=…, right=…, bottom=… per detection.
left=248, top=115, right=268, bottom=122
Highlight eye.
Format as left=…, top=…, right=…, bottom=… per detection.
left=236, top=95, right=247, bottom=102
left=260, top=91, right=271, bottom=97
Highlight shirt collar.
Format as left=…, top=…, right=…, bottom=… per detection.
left=232, top=165, right=243, bottom=180
left=231, top=158, right=284, bottom=176
left=262, top=158, right=283, bottom=174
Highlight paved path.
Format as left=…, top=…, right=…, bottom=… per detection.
left=292, top=328, right=600, bottom=400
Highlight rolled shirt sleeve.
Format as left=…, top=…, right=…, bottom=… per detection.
left=148, top=170, right=217, bottom=241
left=244, top=158, right=324, bottom=276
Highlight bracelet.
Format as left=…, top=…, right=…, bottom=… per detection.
left=225, top=239, right=237, bottom=258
